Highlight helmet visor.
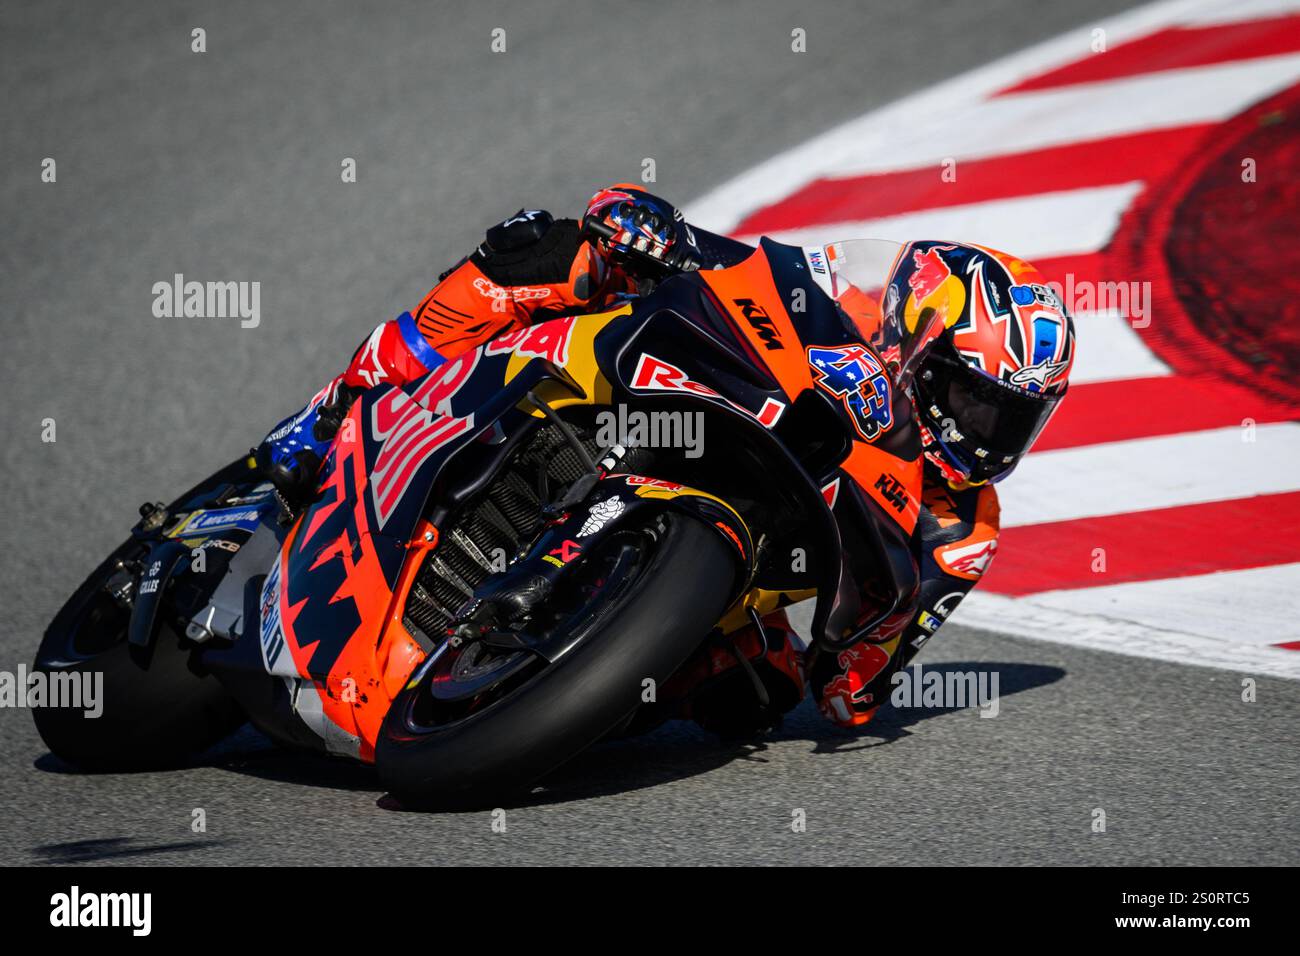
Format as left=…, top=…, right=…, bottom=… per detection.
left=922, top=351, right=1063, bottom=478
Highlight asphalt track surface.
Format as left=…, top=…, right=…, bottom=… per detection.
left=3, top=0, right=1296, bottom=866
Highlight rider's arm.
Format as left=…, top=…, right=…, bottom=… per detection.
left=257, top=187, right=724, bottom=494
left=255, top=208, right=611, bottom=493
left=810, top=477, right=1001, bottom=727
left=903, top=479, right=1001, bottom=651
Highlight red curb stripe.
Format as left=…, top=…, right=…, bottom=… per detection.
left=998, top=15, right=1300, bottom=95
left=1036, top=374, right=1300, bottom=451
left=734, top=127, right=1206, bottom=233
left=981, top=491, right=1300, bottom=595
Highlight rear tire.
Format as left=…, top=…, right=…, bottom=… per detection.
left=32, top=540, right=245, bottom=771
left=376, top=513, right=736, bottom=807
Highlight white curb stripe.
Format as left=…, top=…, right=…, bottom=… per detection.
left=737, top=183, right=1144, bottom=264
left=1069, top=311, right=1173, bottom=384
left=1000, top=423, right=1300, bottom=528
left=811, top=53, right=1300, bottom=178
left=687, top=0, right=1299, bottom=233
left=959, top=572, right=1300, bottom=678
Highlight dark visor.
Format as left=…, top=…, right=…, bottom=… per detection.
left=925, top=351, right=1063, bottom=465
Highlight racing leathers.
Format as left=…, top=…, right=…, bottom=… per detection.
left=255, top=184, right=1000, bottom=732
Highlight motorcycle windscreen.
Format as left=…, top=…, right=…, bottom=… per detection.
left=805, top=238, right=958, bottom=391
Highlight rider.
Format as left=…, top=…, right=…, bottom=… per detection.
left=256, top=184, right=1074, bottom=735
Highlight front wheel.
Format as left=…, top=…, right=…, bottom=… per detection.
left=376, top=512, right=737, bottom=806
left=32, top=539, right=245, bottom=771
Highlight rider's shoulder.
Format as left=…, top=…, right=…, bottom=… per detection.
left=483, top=208, right=560, bottom=254
left=471, top=209, right=582, bottom=286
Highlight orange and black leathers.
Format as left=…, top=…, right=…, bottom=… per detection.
left=256, top=207, right=636, bottom=495
left=263, top=198, right=744, bottom=478
left=809, top=471, right=1000, bottom=727
left=409, top=210, right=629, bottom=363
left=261, top=193, right=996, bottom=732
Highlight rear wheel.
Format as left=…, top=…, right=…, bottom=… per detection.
left=32, top=539, right=245, bottom=771
left=376, top=512, right=737, bottom=806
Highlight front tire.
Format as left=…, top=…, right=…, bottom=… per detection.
left=376, top=513, right=737, bottom=806
left=32, top=539, right=245, bottom=771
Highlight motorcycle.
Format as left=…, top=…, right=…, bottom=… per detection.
left=33, top=234, right=947, bottom=805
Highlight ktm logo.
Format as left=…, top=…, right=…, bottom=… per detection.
left=733, top=298, right=783, bottom=350
left=874, top=473, right=908, bottom=513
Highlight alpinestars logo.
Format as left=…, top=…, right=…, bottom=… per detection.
left=472, top=277, right=552, bottom=303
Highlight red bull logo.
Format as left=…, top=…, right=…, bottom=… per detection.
left=908, top=246, right=955, bottom=303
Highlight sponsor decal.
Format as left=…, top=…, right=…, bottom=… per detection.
left=544, top=539, right=583, bottom=567
left=821, top=476, right=841, bottom=508
left=169, top=506, right=263, bottom=538
left=936, top=538, right=998, bottom=580
left=502, top=209, right=546, bottom=227
left=713, top=520, right=745, bottom=555
left=873, top=472, right=909, bottom=513
left=578, top=496, right=625, bottom=537
left=622, top=475, right=684, bottom=491
left=1008, top=357, right=1070, bottom=389
left=629, top=353, right=786, bottom=427
left=484, top=314, right=577, bottom=366
left=803, top=246, right=837, bottom=297
left=198, top=537, right=241, bottom=554
left=137, top=559, right=163, bottom=596
left=933, top=590, right=965, bottom=620
left=819, top=643, right=892, bottom=724
left=370, top=351, right=479, bottom=527
left=733, top=297, right=783, bottom=350
left=908, top=246, right=955, bottom=303
left=259, top=557, right=285, bottom=671
left=1011, top=282, right=1063, bottom=311
left=807, top=344, right=893, bottom=440
left=883, top=283, right=900, bottom=324
left=353, top=323, right=390, bottom=388
left=472, top=277, right=553, bottom=303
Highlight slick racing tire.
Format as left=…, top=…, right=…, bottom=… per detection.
left=376, top=512, right=736, bottom=807
left=32, top=538, right=245, bottom=771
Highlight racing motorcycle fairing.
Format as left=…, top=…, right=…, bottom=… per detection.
left=205, top=235, right=936, bottom=758
left=252, top=336, right=610, bottom=758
